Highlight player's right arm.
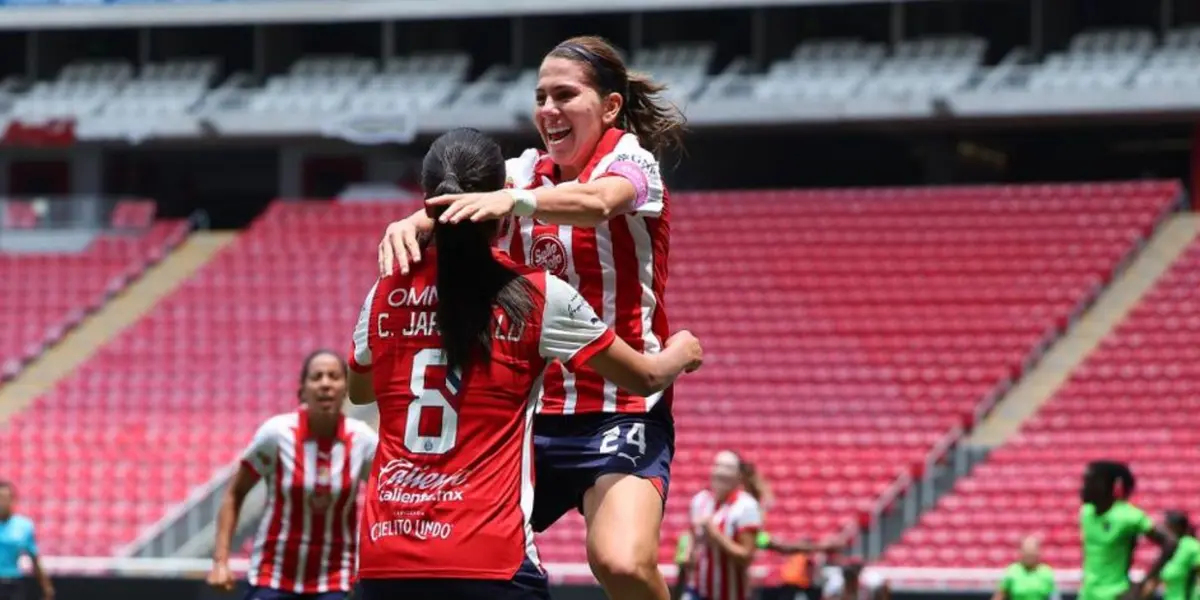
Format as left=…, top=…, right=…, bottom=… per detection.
left=538, top=276, right=702, bottom=397
left=348, top=282, right=380, bottom=405
left=1135, top=514, right=1179, bottom=594
left=23, top=523, right=53, bottom=600
left=208, top=421, right=278, bottom=592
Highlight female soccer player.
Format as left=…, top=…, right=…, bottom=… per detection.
left=1141, top=511, right=1199, bottom=600
left=374, top=35, right=685, bottom=600
left=1077, top=460, right=1177, bottom=600
left=683, top=450, right=763, bottom=600
left=0, top=482, right=53, bottom=600
left=991, top=536, right=1057, bottom=600
left=346, top=128, right=701, bottom=600
left=206, top=350, right=379, bottom=600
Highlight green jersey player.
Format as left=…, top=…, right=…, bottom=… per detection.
left=1078, top=461, right=1177, bottom=600
left=1142, top=511, right=1200, bottom=600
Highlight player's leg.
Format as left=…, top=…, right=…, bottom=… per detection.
left=582, top=472, right=671, bottom=600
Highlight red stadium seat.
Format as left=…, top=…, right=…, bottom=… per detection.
left=0, top=182, right=1180, bottom=561
left=882, top=234, right=1200, bottom=570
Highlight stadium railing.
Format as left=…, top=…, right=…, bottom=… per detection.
left=27, top=556, right=1115, bottom=591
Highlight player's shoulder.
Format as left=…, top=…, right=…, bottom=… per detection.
left=259, top=412, right=299, bottom=436
left=609, top=132, right=655, bottom=160
left=506, top=148, right=548, bottom=189
left=691, top=489, right=713, bottom=504
left=734, top=490, right=762, bottom=511
left=9, top=515, right=34, bottom=530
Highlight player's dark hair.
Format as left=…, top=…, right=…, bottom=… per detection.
left=1087, top=460, right=1136, bottom=499
left=1165, top=510, right=1195, bottom=538
left=547, top=36, right=686, bottom=158
left=0, top=480, right=12, bottom=492
left=423, top=128, right=536, bottom=371
left=297, top=349, right=348, bottom=402
left=735, top=454, right=771, bottom=505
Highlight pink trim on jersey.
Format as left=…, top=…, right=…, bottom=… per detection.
left=601, top=161, right=650, bottom=209
left=504, top=127, right=671, bottom=415
left=247, top=411, right=373, bottom=594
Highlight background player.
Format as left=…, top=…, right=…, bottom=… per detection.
left=684, top=450, right=763, bottom=600
left=375, top=34, right=686, bottom=600
left=207, top=350, right=378, bottom=600
left=0, top=482, right=52, bottom=600
left=1078, top=460, right=1177, bottom=600
left=821, top=560, right=888, bottom=600
left=1141, top=511, right=1199, bottom=600
left=991, top=536, right=1057, bottom=600
left=345, top=127, right=702, bottom=600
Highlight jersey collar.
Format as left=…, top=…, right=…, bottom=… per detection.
left=298, top=408, right=347, bottom=442
left=534, top=127, right=627, bottom=184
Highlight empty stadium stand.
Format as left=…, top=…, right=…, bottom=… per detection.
left=0, top=206, right=187, bottom=382
left=883, top=225, right=1200, bottom=571
left=2, top=182, right=1180, bottom=561
left=3, top=26, right=1199, bottom=125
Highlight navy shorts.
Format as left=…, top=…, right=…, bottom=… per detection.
left=242, top=586, right=348, bottom=600
left=530, top=404, right=675, bottom=532
left=358, top=558, right=549, bottom=600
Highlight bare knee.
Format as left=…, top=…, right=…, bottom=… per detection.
left=583, top=474, right=668, bottom=599
left=588, top=543, right=659, bottom=585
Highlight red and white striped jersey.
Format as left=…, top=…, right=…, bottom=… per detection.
left=240, top=410, right=378, bottom=594
left=689, top=489, right=763, bottom=600
left=348, top=249, right=617, bottom=580
left=496, top=127, right=671, bottom=415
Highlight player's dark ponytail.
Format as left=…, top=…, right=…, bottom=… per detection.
left=423, top=128, right=536, bottom=371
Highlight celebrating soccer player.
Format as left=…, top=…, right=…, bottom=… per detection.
left=683, top=451, right=764, bottom=600
left=1140, top=511, right=1199, bottom=600
left=991, top=536, right=1057, bottom=600
left=375, top=35, right=685, bottom=600
left=207, top=350, right=379, bottom=600
left=1078, top=460, right=1177, bottom=600
left=346, top=127, right=702, bottom=600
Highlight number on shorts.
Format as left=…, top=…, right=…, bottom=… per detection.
left=598, top=422, right=647, bottom=456
left=406, top=348, right=461, bottom=455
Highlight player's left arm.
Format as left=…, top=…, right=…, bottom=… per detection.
left=348, top=282, right=379, bottom=405
left=359, top=429, right=380, bottom=482
left=1138, top=519, right=1178, bottom=584
left=528, top=150, right=664, bottom=226
left=25, top=524, right=53, bottom=600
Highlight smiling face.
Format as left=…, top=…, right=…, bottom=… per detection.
left=534, top=56, right=622, bottom=180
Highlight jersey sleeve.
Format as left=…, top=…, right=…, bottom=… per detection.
left=240, top=420, right=279, bottom=478
left=689, top=492, right=713, bottom=531
left=360, top=428, right=380, bottom=482
left=1129, top=505, right=1155, bottom=535
left=22, top=522, right=39, bottom=557
left=734, top=497, right=764, bottom=536
left=597, top=142, right=664, bottom=217
left=538, top=275, right=616, bottom=371
left=349, top=281, right=379, bottom=373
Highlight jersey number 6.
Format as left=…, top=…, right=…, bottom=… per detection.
left=406, top=348, right=462, bottom=455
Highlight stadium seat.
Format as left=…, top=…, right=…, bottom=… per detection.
left=0, top=216, right=186, bottom=382
left=882, top=231, right=1200, bottom=571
